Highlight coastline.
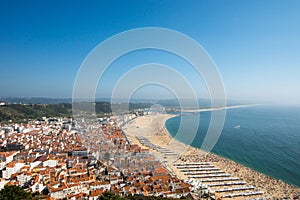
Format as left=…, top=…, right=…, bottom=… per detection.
left=178, top=104, right=262, bottom=113
left=122, top=113, right=300, bottom=199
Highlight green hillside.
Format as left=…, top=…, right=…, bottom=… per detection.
left=0, top=103, right=72, bottom=123
left=0, top=102, right=152, bottom=123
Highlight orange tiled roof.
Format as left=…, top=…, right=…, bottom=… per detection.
left=6, top=161, right=16, bottom=168
left=91, top=188, right=104, bottom=197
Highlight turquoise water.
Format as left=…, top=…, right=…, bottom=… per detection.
left=165, top=105, right=300, bottom=187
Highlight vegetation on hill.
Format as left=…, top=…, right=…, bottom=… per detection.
left=0, top=187, right=191, bottom=200
left=99, top=191, right=192, bottom=200
left=0, top=102, right=152, bottom=123
left=0, top=103, right=72, bottom=123
left=0, top=185, right=34, bottom=200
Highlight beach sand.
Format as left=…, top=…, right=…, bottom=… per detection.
left=122, top=114, right=300, bottom=199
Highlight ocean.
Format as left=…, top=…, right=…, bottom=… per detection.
left=165, top=105, right=300, bottom=187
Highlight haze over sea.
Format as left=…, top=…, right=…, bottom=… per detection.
left=166, top=105, right=300, bottom=187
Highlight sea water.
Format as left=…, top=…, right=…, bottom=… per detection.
left=165, top=105, right=300, bottom=187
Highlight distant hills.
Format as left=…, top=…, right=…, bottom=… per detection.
left=0, top=103, right=72, bottom=123
left=0, top=102, right=153, bottom=123
left=0, top=97, right=72, bottom=104
left=0, top=97, right=258, bottom=123
left=0, top=97, right=213, bottom=107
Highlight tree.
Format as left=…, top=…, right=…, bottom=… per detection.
left=0, top=185, right=32, bottom=200
left=98, top=191, right=122, bottom=200
left=104, top=152, right=110, bottom=164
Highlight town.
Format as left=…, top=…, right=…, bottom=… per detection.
left=0, top=113, right=192, bottom=199
left=1, top=110, right=299, bottom=200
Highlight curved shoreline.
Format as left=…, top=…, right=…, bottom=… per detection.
left=123, top=113, right=300, bottom=198
left=163, top=114, right=300, bottom=198
left=165, top=114, right=300, bottom=189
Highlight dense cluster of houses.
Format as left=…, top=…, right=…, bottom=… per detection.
left=0, top=115, right=192, bottom=199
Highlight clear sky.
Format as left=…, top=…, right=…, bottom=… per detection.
left=0, top=0, right=300, bottom=104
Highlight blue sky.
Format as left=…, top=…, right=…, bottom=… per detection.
left=0, top=0, right=300, bottom=104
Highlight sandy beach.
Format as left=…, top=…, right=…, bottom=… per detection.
left=122, top=113, right=300, bottom=199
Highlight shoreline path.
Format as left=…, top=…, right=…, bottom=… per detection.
left=122, top=114, right=300, bottom=199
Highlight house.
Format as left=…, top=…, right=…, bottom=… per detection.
left=31, top=181, right=46, bottom=193
left=0, top=178, right=9, bottom=190
left=90, top=181, right=110, bottom=191
left=2, top=161, right=25, bottom=179
left=16, top=172, right=32, bottom=186
left=0, top=151, right=17, bottom=170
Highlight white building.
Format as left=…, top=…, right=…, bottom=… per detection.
left=2, top=161, right=25, bottom=179
left=17, top=173, right=32, bottom=186
left=43, top=159, right=57, bottom=167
